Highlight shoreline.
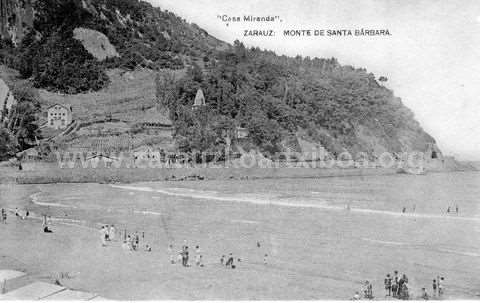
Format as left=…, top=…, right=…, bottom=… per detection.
left=1, top=159, right=477, bottom=185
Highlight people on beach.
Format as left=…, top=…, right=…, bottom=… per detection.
left=181, top=246, right=189, bottom=267
left=122, top=240, right=130, bottom=251
left=455, top=205, right=459, bottom=214
left=41, top=214, right=53, bottom=233
left=127, top=235, right=134, bottom=250
left=352, top=291, right=361, bottom=300
left=432, top=279, right=437, bottom=297
left=438, top=276, right=444, bottom=297
left=384, top=273, right=392, bottom=296
left=447, top=206, right=451, bottom=214
left=402, top=207, right=406, bottom=213
left=133, top=231, right=140, bottom=250
left=363, top=280, right=373, bottom=299
left=195, top=246, right=201, bottom=266
left=168, top=244, right=175, bottom=264
left=398, top=274, right=409, bottom=300
left=225, top=253, right=235, bottom=269
left=420, top=287, right=429, bottom=300
left=109, top=225, right=116, bottom=241
left=1, top=208, right=6, bottom=224
left=100, top=226, right=108, bottom=247
left=391, top=271, right=399, bottom=298
left=105, top=225, right=110, bottom=241
left=263, top=253, right=268, bottom=265
left=220, top=255, right=225, bottom=265
left=177, top=251, right=183, bottom=264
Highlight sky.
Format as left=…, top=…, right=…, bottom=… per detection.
left=148, top=0, right=480, bottom=160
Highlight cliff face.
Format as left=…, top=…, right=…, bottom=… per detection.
left=0, top=0, right=34, bottom=45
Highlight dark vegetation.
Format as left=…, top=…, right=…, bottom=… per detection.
left=0, top=84, right=41, bottom=160
left=161, top=41, right=435, bottom=155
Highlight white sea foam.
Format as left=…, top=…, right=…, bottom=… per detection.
left=362, top=238, right=406, bottom=246
left=133, top=210, right=162, bottom=216
left=111, top=184, right=480, bottom=223
left=111, top=184, right=333, bottom=210
left=231, top=219, right=260, bottom=224
left=29, top=192, right=77, bottom=208
left=437, top=248, right=480, bottom=258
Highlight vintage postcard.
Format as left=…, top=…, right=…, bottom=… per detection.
left=0, top=0, right=479, bottom=300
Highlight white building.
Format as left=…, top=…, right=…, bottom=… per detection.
left=192, top=88, right=205, bottom=108
left=47, top=104, right=72, bottom=129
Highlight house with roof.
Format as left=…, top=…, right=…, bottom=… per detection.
left=135, top=107, right=173, bottom=136
left=47, top=104, right=72, bottom=130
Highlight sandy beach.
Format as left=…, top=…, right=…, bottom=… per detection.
left=0, top=172, right=479, bottom=300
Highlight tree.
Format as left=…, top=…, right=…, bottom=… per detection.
left=0, top=127, right=17, bottom=161
left=155, top=71, right=177, bottom=110
left=8, top=85, right=41, bottom=150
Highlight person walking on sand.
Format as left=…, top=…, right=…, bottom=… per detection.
left=109, top=225, right=116, bottom=241
left=133, top=232, right=139, bottom=250
left=392, top=271, right=399, bottom=298
left=195, top=246, right=201, bottom=266
left=225, top=253, right=234, bottom=268
left=1, top=208, right=6, bottom=224
left=363, top=280, right=373, bottom=299
left=432, top=279, right=437, bottom=297
left=420, top=287, right=429, bottom=300
left=100, top=226, right=107, bottom=247
left=168, top=244, right=175, bottom=264
left=105, top=225, right=110, bottom=241
left=384, top=273, right=392, bottom=297
left=438, top=277, right=444, bottom=297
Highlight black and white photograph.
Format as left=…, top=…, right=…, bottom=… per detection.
left=0, top=0, right=479, bottom=300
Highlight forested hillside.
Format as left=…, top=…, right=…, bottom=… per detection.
left=0, top=0, right=436, bottom=159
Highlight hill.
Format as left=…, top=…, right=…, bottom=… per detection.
left=0, top=0, right=440, bottom=161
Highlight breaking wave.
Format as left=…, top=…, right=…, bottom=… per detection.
left=111, top=184, right=480, bottom=222
left=29, top=192, right=77, bottom=209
